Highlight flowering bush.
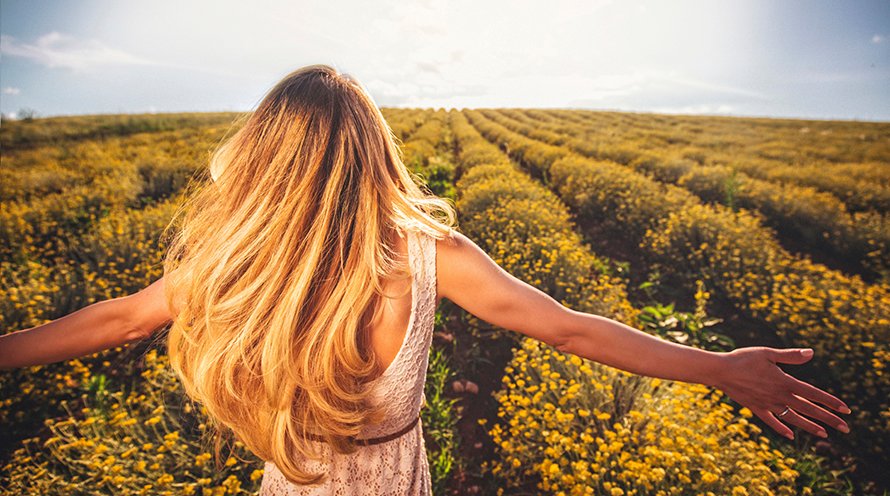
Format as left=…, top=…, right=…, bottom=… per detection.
left=1, top=348, right=264, bottom=495
left=464, top=108, right=890, bottom=477
left=484, top=338, right=800, bottom=496
left=450, top=110, right=809, bottom=494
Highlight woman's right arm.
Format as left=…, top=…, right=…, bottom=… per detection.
left=0, top=277, right=175, bottom=370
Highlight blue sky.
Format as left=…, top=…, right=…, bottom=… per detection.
left=1, top=0, right=887, bottom=121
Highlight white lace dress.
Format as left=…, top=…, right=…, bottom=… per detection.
left=260, top=229, right=437, bottom=495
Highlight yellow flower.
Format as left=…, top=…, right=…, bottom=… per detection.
left=701, top=470, right=720, bottom=484
left=195, top=452, right=212, bottom=467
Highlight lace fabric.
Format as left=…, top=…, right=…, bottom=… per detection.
left=260, top=229, right=437, bottom=495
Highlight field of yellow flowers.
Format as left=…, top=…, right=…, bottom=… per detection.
left=1, top=108, right=886, bottom=494
left=463, top=109, right=889, bottom=490
left=447, top=111, right=862, bottom=495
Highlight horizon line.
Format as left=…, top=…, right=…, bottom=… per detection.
left=2, top=107, right=888, bottom=125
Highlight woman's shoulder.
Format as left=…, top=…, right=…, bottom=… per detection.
left=431, top=229, right=485, bottom=301
left=398, top=226, right=457, bottom=295
left=432, top=227, right=467, bottom=252
left=403, top=225, right=457, bottom=250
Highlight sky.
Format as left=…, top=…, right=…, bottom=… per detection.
left=1, top=0, right=888, bottom=121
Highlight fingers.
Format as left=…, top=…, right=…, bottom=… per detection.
left=787, top=393, right=850, bottom=434
left=752, top=393, right=851, bottom=441
left=774, top=404, right=830, bottom=439
left=768, top=347, right=814, bottom=365
left=787, top=375, right=851, bottom=414
left=752, top=407, right=794, bottom=440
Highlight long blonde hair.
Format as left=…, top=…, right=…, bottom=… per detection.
left=160, top=64, right=457, bottom=485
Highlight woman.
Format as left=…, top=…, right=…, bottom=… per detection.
left=0, top=64, right=851, bottom=495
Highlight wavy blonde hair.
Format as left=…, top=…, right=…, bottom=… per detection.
left=160, top=64, right=457, bottom=485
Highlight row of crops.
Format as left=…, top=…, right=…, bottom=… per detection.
left=459, top=109, right=888, bottom=493
left=483, top=109, right=889, bottom=283
left=448, top=110, right=818, bottom=495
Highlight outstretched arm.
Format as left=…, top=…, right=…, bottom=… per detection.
left=0, top=276, right=175, bottom=370
left=436, top=230, right=851, bottom=440
left=557, top=311, right=850, bottom=439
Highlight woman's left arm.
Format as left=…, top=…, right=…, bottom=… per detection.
left=437, top=230, right=851, bottom=441
left=0, top=277, right=174, bottom=370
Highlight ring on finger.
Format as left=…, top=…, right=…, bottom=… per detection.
left=777, top=406, right=791, bottom=418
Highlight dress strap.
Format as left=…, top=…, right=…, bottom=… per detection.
left=416, top=229, right=436, bottom=306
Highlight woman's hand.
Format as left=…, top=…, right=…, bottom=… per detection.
left=711, top=346, right=852, bottom=440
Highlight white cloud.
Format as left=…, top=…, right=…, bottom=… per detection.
left=2, top=87, right=21, bottom=95
left=649, top=103, right=736, bottom=115
left=0, top=32, right=156, bottom=71
left=365, top=77, right=487, bottom=107
left=659, top=74, right=768, bottom=100
left=555, top=69, right=766, bottom=107
left=16, top=0, right=884, bottom=118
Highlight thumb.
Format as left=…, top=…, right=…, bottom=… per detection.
left=769, top=347, right=814, bottom=364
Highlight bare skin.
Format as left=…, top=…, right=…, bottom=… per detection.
left=0, top=229, right=851, bottom=441
left=363, top=231, right=436, bottom=381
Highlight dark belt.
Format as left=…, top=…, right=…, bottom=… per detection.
left=306, top=414, right=420, bottom=446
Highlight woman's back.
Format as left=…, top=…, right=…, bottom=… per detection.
left=260, top=228, right=437, bottom=495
